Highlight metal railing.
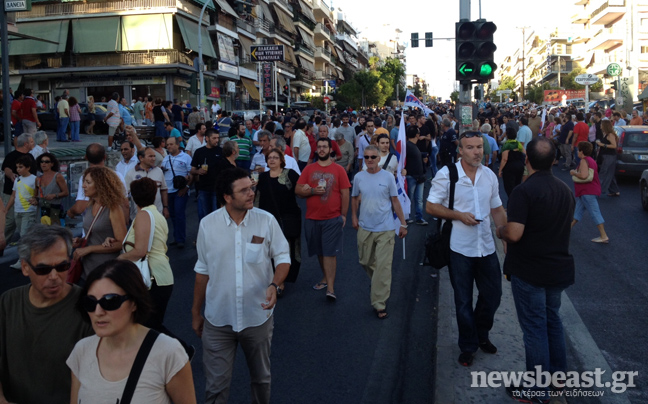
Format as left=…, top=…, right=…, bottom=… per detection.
left=236, top=18, right=257, bottom=34
left=254, top=18, right=276, bottom=34
left=18, top=0, right=181, bottom=18
left=294, top=42, right=315, bottom=57
left=75, top=50, right=193, bottom=68
left=591, top=0, right=626, bottom=21
left=297, top=67, right=316, bottom=81
left=293, top=12, right=316, bottom=30
left=314, top=22, right=331, bottom=38
left=315, top=47, right=331, bottom=59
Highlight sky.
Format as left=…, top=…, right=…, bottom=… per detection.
left=330, top=0, right=572, bottom=98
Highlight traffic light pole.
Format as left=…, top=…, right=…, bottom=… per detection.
left=458, top=0, right=471, bottom=135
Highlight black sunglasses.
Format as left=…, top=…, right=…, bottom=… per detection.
left=364, top=155, right=379, bottom=160
left=82, top=294, right=131, bottom=312
left=40, top=160, right=52, bottom=164
left=25, top=260, right=71, bottom=276
left=459, top=132, right=481, bottom=140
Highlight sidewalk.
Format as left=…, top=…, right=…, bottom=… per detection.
left=434, top=224, right=631, bottom=404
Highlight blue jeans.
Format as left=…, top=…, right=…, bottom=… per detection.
left=155, top=121, right=167, bottom=138
left=406, top=175, right=424, bottom=221
left=197, top=190, right=218, bottom=221
left=448, top=251, right=502, bottom=353
left=168, top=191, right=188, bottom=243
left=57, top=117, right=69, bottom=141
left=13, top=121, right=23, bottom=137
left=511, top=275, right=567, bottom=397
left=430, top=145, right=439, bottom=177
left=174, top=121, right=183, bottom=132
left=236, top=159, right=251, bottom=171
left=70, top=120, right=80, bottom=141
left=574, top=194, right=604, bottom=225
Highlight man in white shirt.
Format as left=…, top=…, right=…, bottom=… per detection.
left=161, top=137, right=192, bottom=248
left=250, top=131, right=273, bottom=172
left=124, top=147, right=169, bottom=221
left=426, top=131, right=507, bottom=367
left=185, top=123, right=207, bottom=157
left=115, top=141, right=137, bottom=179
left=103, top=92, right=121, bottom=151
left=356, top=119, right=375, bottom=169
left=291, top=121, right=311, bottom=170
left=192, top=168, right=290, bottom=404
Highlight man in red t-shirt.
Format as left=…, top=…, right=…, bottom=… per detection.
left=20, top=88, right=40, bottom=134
left=572, top=112, right=590, bottom=165
left=296, top=138, right=351, bottom=301
left=10, top=90, right=24, bottom=136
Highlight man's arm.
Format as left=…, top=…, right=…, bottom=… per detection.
left=497, top=221, right=524, bottom=244
left=3, top=168, right=15, bottom=184
left=340, top=188, right=349, bottom=227
left=191, top=273, right=209, bottom=338
left=351, top=195, right=360, bottom=230
left=32, top=107, right=40, bottom=127
left=390, top=195, right=408, bottom=239
left=66, top=200, right=89, bottom=218
left=161, top=189, right=169, bottom=218
left=426, top=202, right=480, bottom=226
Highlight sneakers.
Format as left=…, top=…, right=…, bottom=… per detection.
left=415, top=219, right=428, bottom=226
left=505, top=386, right=550, bottom=403
left=406, top=219, right=414, bottom=225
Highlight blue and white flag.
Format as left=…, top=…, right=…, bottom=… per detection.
left=394, top=113, right=411, bottom=235
left=404, top=90, right=434, bottom=117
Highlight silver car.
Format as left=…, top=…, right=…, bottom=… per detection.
left=641, top=169, right=648, bottom=211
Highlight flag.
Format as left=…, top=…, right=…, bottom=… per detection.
left=540, top=107, right=547, bottom=133
left=394, top=113, right=411, bottom=235
left=404, top=90, right=434, bottom=116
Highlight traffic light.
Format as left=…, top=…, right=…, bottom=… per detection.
left=611, top=80, right=618, bottom=91
left=283, top=84, right=289, bottom=96
left=455, top=20, right=497, bottom=83
left=474, top=86, right=482, bottom=100
left=186, top=73, right=198, bottom=95
left=425, top=32, right=433, bottom=48
left=411, top=33, right=419, bottom=48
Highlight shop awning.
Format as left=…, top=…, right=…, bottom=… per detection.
left=273, top=5, right=296, bottom=34
left=298, top=55, right=315, bottom=72
left=214, top=0, right=238, bottom=18
left=241, top=78, right=260, bottom=101
left=122, top=14, right=172, bottom=51
left=176, top=16, right=217, bottom=58
left=238, top=34, right=255, bottom=56
left=298, top=0, right=316, bottom=22
left=338, top=70, right=345, bottom=80
left=192, top=0, right=215, bottom=10
left=9, top=20, right=68, bottom=55
left=340, top=40, right=357, bottom=56
left=217, top=33, right=236, bottom=64
left=72, top=17, right=121, bottom=53
left=0, top=75, right=23, bottom=91
left=277, top=74, right=286, bottom=89
left=337, top=48, right=346, bottom=64
left=298, top=27, right=316, bottom=49
left=258, top=1, right=275, bottom=24
left=329, top=43, right=339, bottom=58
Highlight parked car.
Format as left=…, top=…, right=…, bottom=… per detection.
left=614, top=126, right=648, bottom=177
left=641, top=169, right=648, bottom=211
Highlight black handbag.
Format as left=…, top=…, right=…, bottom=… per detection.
left=169, top=156, right=188, bottom=190
left=425, top=163, right=458, bottom=269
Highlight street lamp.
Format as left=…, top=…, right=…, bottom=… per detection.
left=197, top=0, right=210, bottom=111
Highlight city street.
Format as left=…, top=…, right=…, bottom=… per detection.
left=1, top=139, right=647, bottom=402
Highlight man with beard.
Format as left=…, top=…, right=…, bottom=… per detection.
left=527, top=108, right=542, bottom=137
left=426, top=131, right=507, bottom=367
left=296, top=138, right=351, bottom=301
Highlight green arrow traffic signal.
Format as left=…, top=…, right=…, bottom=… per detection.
left=459, top=63, right=474, bottom=76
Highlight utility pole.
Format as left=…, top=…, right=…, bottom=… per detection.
left=2, top=7, right=11, bottom=154
left=517, top=26, right=530, bottom=100
left=458, top=0, right=471, bottom=135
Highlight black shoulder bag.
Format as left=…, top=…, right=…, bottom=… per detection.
left=120, top=329, right=160, bottom=404
left=169, top=156, right=188, bottom=190
left=382, top=153, right=394, bottom=171
left=425, top=163, right=458, bottom=269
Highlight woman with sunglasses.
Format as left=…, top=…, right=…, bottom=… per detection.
left=35, top=153, right=69, bottom=225
left=67, top=260, right=196, bottom=403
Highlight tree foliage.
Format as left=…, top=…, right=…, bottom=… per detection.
left=336, top=58, right=405, bottom=108
left=563, top=67, right=603, bottom=92
left=450, top=91, right=459, bottom=104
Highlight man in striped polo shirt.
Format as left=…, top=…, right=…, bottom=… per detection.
left=232, top=122, right=254, bottom=171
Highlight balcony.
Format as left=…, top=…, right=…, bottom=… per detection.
left=236, top=17, right=257, bottom=35
left=16, top=0, right=189, bottom=19
left=293, top=12, right=316, bottom=31
left=268, top=0, right=294, bottom=14
left=295, top=42, right=315, bottom=57
left=336, top=32, right=358, bottom=51
left=276, top=60, right=295, bottom=74
left=314, top=22, right=332, bottom=41
left=15, top=49, right=193, bottom=70
left=255, top=18, right=276, bottom=35
left=294, top=67, right=315, bottom=85
left=571, top=10, right=590, bottom=24
left=312, top=0, right=331, bottom=20
left=589, top=27, right=624, bottom=50
left=591, top=0, right=626, bottom=25
left=589, top=52, right=623, bottom=74
left=314, top=47, right=332, bottom=62
left=574, top=0, right=588, bottom=4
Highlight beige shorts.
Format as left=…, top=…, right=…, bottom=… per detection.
left=108, top=126, right=119, bottom=136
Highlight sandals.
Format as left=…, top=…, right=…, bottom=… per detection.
left=607, top=192, right=620, bottom=197
left=326, top=291, right=337, bottom=301
left=375, top=309, right=388, bottom=319
left=312, top=282, right=328, bottom=290
left=591, top=237, right=609, bottom=244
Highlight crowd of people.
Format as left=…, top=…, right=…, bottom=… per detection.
left=0, top=96, right=637, bottom=403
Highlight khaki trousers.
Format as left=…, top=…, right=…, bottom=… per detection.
left=357, top=227, right=395, bottom=311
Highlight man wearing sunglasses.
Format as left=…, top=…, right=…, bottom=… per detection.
left=427, top=131, right=507, bottom=368
left=0, top=225, right=93, bottom=404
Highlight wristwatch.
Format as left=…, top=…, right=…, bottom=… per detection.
left=269, top=282, right=278, bottom=291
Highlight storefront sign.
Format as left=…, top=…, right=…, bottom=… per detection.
left=543, top=90, right=586, bottom=104
left=263, top=62, right=273, bottom=99
left=56, top=76, right=165, bottom=88
left=217, top=33, right=237, bottom=65
left=210, top=87, right=221, bottom=99
left=251, top=45, right=285, bottom=62
left=4, top=0, right=31, bottom=12
left=218, top=62, right=239, bottom=76
left=227, top=81, right=236, bottom=93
